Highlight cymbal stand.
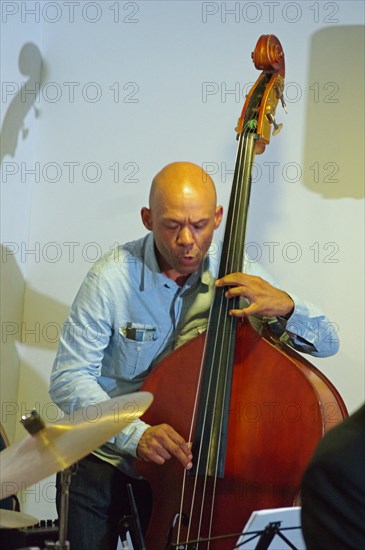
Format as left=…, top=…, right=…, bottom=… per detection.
left=56, top=465, right=77, bottom=549
left=21, top=411, right=74, bottom=550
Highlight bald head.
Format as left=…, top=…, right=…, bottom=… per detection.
left=141, top=161, right=223, bottom=282
left=149, top=161, right=217, bottom=209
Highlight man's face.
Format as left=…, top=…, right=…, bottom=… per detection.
left=142, top=182, right=222, bottom=280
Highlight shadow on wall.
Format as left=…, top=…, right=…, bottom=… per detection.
left=10, top=278, right=70, bottom=386
left=0, top=42, right=44, bottom=166
left=21, top=285, right=70, bottom=352
left=1, top=244, right=70, bottom=439
left=1, top=246, right=25, bottom=440
left=303, top=26, right=364, bottom=199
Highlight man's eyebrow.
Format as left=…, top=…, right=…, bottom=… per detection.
left=163, top=218, right=210, bottom=225
left=161, top=216, right=209, bottom=223
left=161, top=217, right=180, bottom=223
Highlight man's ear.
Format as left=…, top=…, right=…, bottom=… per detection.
left=214, top=205, right=223, bottom=229
left=141, top=207, right=153, bottom=230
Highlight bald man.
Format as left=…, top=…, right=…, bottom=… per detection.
left=50, top=162, right=338, bottom=550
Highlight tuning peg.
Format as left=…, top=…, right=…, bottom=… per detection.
left=266, top=113, right=283, bottom=136
left=276, top=85, right=288, bottom=114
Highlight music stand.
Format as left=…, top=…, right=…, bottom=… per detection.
left=235, top=507, right=305, bottom=550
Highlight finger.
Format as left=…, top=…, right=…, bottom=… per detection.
left=145, top=425, right=193, bottom=469
left=137, top=438, right=168, bottom=464
left=215, top=273, right=248, bottom=287
left=160, top=425, right=191, bottom=453
left=228, top=308, right=247, bottom=318
left=223, top=286, right=253, bottom=300
left=163, top=432, right=193, bottom=469
left=168, top=442, right=193, bottom=469
left=148, top=449, right=170, bottom=465
left=228, top=303, right=258, bottom=317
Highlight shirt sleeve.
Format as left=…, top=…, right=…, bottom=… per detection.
left=244, top=259, right=339, bottom=357
left=49, top=267, right=150, bottom=457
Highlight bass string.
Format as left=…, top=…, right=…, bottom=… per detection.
left=176, top=109, right=260, bottom=547
left=197, top=129, right=249, bottom=539
left=175, top=272, right=223, bottom=544
left=202, top=123, right=258, bottom=548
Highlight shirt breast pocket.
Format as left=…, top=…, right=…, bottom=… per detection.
left=117, top=324, right=161, bottom=378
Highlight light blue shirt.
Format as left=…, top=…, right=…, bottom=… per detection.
left=50, top=233, right=339, bottom=465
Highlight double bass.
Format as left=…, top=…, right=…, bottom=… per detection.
left=137, top=35, right=347, bottom=549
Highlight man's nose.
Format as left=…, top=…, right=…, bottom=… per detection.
left=177, top=227, right=194, bottom=246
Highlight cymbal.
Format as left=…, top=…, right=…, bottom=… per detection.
left=0, top=509, right=39, bottom=529
left=0, top=392, right=153, bottom=500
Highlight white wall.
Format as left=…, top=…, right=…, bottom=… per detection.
left=1, top=0, right=364, bottom=522
left=0, top=9, right=43, bottom=440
